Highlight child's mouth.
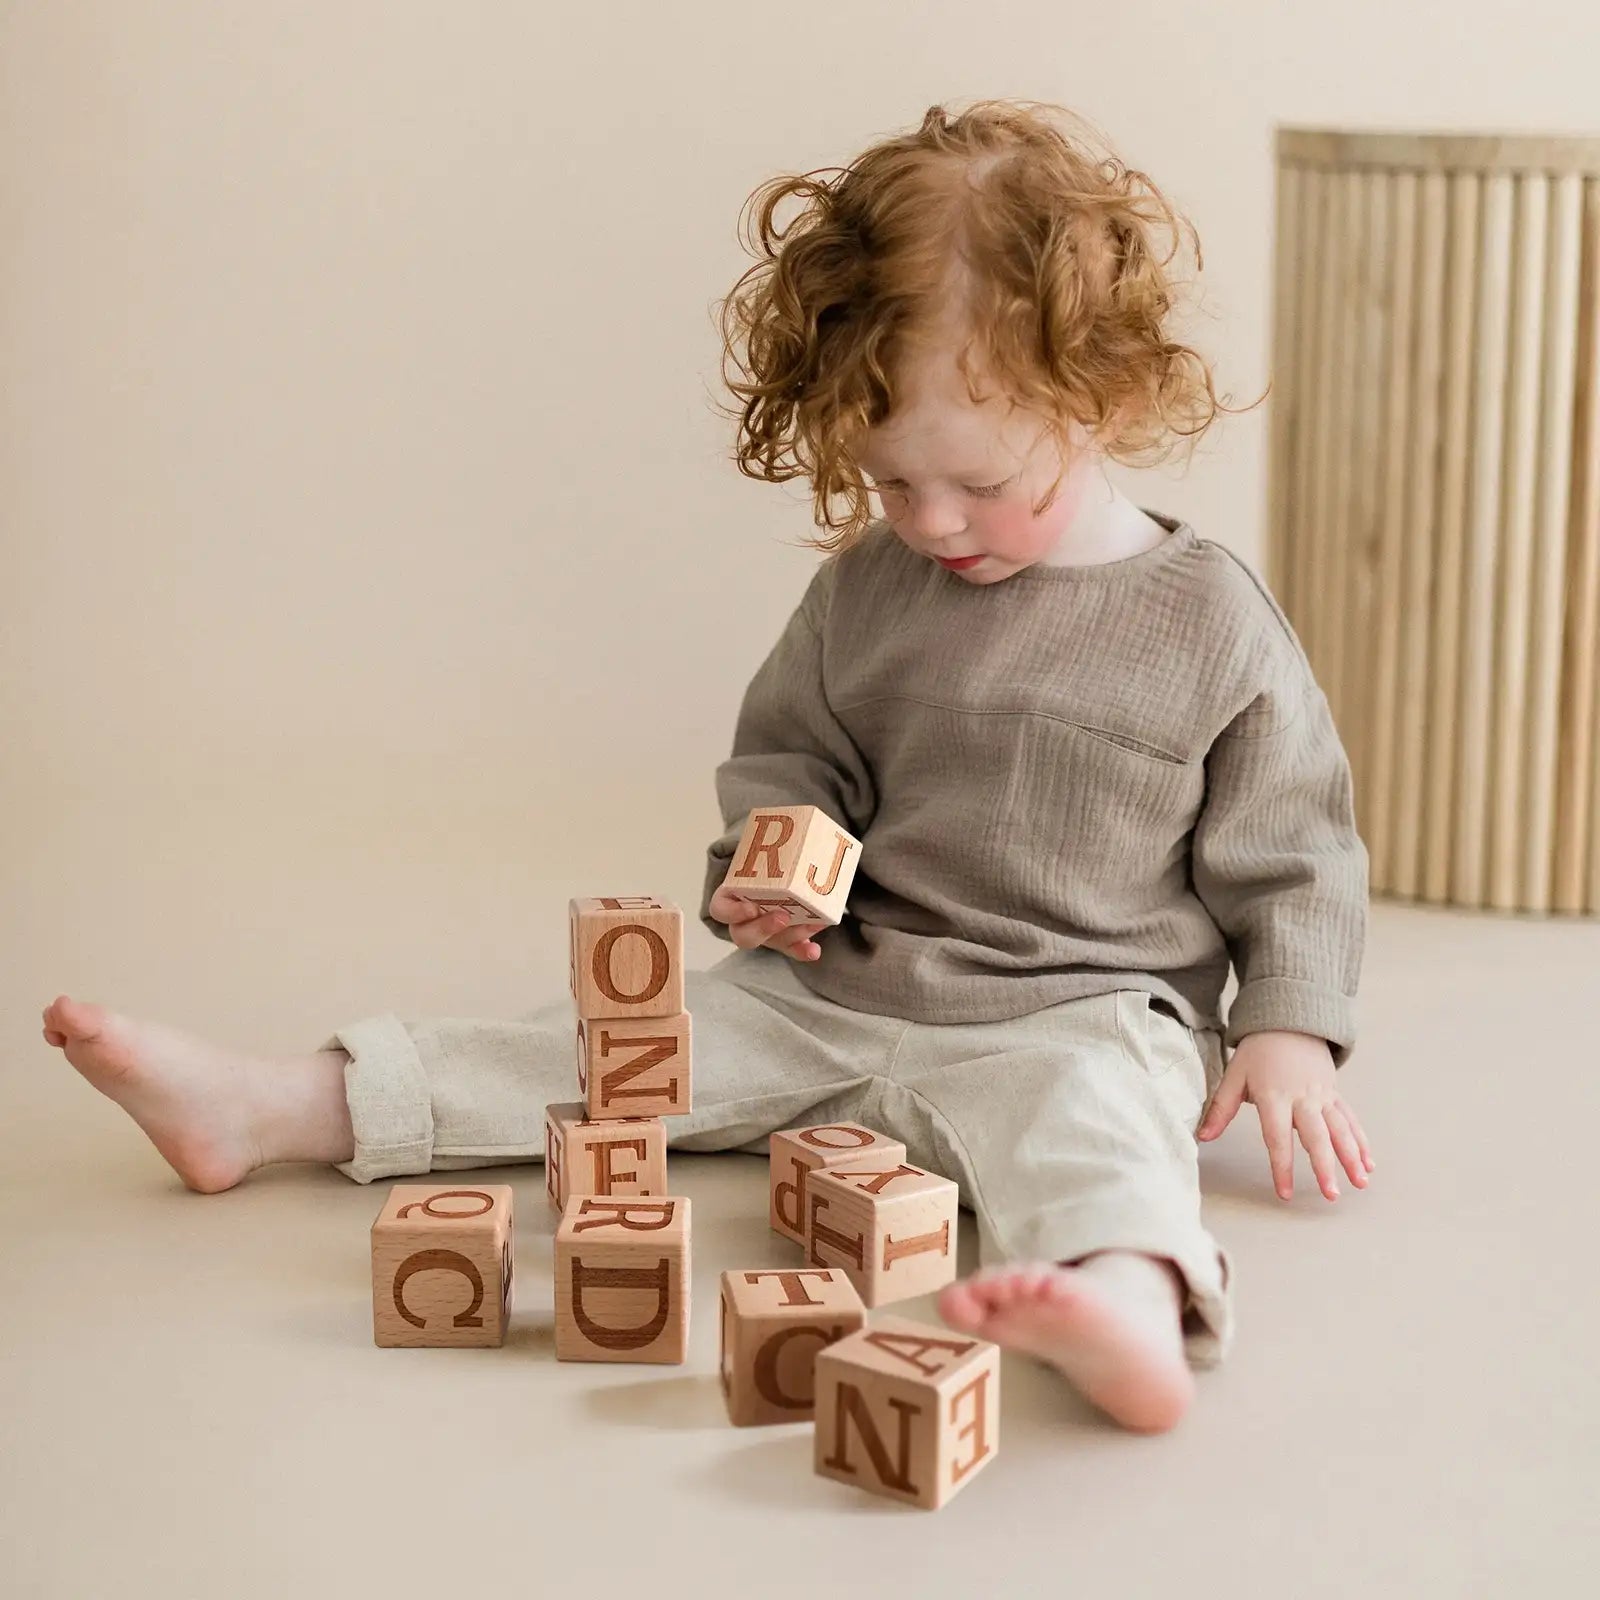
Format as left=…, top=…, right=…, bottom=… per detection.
left=936, top=555, right=984, bottom=571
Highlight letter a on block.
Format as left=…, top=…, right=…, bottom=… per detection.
left=813, top=1317, right=1000, bottom=1508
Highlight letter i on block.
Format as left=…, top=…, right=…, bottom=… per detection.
left=371, top=1184, right=513, bottom=1348
left=768, top=1123, right=907, bottom=1248
left=806, top=1162, right=959, bottom=1307
left=719, top=805, right=861, bottom=926
left=718, top=1268, right=867, bottom=1426
left=554, top=1195, right=690, bottom=1364
left=814, top=1318, right=1001, bottom=1510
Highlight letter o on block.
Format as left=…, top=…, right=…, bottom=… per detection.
left=568, top=897, right=685, bottom=1021
left=554, top=1195, right=691, bottom=1364
left=814, top=1316, right=1000, bottom=1510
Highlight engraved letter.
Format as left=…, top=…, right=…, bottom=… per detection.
left=823, top=1383, right=922, bottom=1494
left=569, top=1256, right=671, bottom=1351
left=572, top=1198, right=676, bottom=1232
left=807, top=1195, right=865, bottom=1270
left=591, top=924, right=670, bottom=1007
left=948, top=1370, right=994, bottom=1484
left=597, top=1029, right=679, bottom=1108
left=393, top=1248, right=485, bottom=1329
left=734, top=812, right=794, bottom=881
left=881, top=1221, right=951, bottom=1270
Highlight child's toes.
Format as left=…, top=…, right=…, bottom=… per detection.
left=937, top=1280, right=990, bottom=1332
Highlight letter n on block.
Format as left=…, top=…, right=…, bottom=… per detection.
left=577, top=1013, right=692, bottom=1120
left=371, top=1184, right=514, bottom=1348
left=720, top=805, right=861, bottom=927
left=813, top=1316, right=1001, bottom=1509
left=568, top=896, right=685, bottom=1020
left=554, top=1196, right=691, bottom=1364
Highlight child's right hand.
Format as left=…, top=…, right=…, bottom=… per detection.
left=707, top=884, right=827, bottom=961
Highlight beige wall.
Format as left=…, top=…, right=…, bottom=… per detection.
left=5, top=2, right=1598, bottom=1064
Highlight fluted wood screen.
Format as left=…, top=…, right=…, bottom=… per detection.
left=1268, top=129, right=1600, bottom=914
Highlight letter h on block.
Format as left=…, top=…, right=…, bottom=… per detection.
left=719, top=805, right=861, bottom=926
left=814, top=1317, right=1001, bottom=1510
left=371, top=1184, right=513, bottom=1348
left=554, top=1195, right=691, bottom=1364
left=569, top=896, right=692, bottom=1119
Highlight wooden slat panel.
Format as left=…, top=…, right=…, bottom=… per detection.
left=1520, top=175, right=1584, bottom=910
left=1485, top=173, right=1549, bottom=910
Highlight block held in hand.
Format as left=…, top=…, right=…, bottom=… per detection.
left=720, top=805, right=861, bottom=927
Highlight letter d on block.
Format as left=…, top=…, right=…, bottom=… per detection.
left=553, top=1193, right=691, bottom=1364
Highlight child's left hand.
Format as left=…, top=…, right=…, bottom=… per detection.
left=1196, top=1029, right=1375, bottom=1201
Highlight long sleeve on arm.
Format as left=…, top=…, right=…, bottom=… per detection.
left=1190, top=679, right=1369, bottom=1066
left=699, top=561, right=877, bottom=941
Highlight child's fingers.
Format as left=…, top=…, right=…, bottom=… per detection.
left=771, top=920, right=827, bottom=961
left=729, top=906, right=796, bottom=950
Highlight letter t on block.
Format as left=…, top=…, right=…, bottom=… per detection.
left=813, top=1316, right=1001, bottom=1509
left=720, top=806, right=861, bottom=926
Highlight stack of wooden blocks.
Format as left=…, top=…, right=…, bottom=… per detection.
left=553, top=894, right=695, bottom=1364
left=365, top=805, right=999, bottom=1511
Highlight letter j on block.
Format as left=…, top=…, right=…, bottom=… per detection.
left=719, top=805, right=861, bottom=927
left=813, top=1316, right=1001, bottom=1510
left=568, top=896, right=685, bottom=1021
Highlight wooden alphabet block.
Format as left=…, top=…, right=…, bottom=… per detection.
left=719, top=805, right=861, bottom=927
left=577, top=1012, right=692, bottom=1120
left=568, top=895, right=685, bottom=1020
left=544, top=1101, right=666, bottom=1212
left=813, top=1317, right=1000, bottom=1509
left=371, top=1184, right=513, bottom=1348
left=805, top=1161, right=959, bottom=1307
left=768, top=1123, right=907, bottom=1247
left=554, top=1195, right=690, bottom=1364
left=718, top=1268, right=867, bottom=1426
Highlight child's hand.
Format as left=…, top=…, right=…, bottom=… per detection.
left=1196, top=1029, right=1375, bottom=1201
left=707, top=883, right=828, bottom=961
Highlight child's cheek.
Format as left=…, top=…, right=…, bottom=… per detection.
left=982, top=501, right=1050, bottom=560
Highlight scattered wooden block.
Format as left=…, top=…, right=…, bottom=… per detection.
left=813, top=1317, right=1001, bottom=1509
left=768, top=1123, right=908, bottom=1248
left=544, top=1101, right=667, bottom=1212
left=805, top=1161, right=959, bottom=1307
left=554, top=1195, right=691, bottom=1364
left=577, top=1011, right=692, bottom=1120
left=568, top=896, right=685, bottom=1020
left=719, top=805, right=861, bottom=926
left=718, top=1268, right=867, bottom=1426
left=371, top=1183, right=513, bottom=1348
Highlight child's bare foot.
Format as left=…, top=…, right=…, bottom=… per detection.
left=41, top=996, right=353, bottom=1193
left=938, top=1251, right=1195, bottom=1433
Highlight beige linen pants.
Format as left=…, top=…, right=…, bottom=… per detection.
left=325, top=944, right=1235, bottom=1366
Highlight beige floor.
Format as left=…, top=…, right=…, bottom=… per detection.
left=3, top=784, right=1596, bottom=1597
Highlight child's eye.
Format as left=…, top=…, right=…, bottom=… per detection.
left=870, top=479, right=1010, bottom=498
left=967, top=481, right=1009, bottom=499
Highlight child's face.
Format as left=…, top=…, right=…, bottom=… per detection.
left=855, top=342, right=1104, bottom=585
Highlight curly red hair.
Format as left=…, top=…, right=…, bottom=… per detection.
left=712, top=98, right=1257, bottom=553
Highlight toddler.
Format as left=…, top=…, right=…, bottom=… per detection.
left=43, top=98, right=1374, bottom=1435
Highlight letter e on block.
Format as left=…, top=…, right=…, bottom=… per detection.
left=372, top=1184, right=514, bottom=1348
left=720, top=805, right=861, bottom=927
left=554, top=1195, right=691, bottom=1364
left=768, top=1123, right=907, bottom=1247
left=568, top=896, right=685, bottom=1020
left=544, top=1102, right=667, bottom=1212
left=718, top=1268, right=867, bottom=1426
left=813, top=1315, right=1000, bottom=1509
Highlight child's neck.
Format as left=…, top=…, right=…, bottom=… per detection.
left=1036, top=470, right=1168, bottom=568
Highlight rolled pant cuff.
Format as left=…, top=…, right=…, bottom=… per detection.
left=1003, top=1203, right=1236, bottom=1369
left=324, top=1013, right=434, bottom=1185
